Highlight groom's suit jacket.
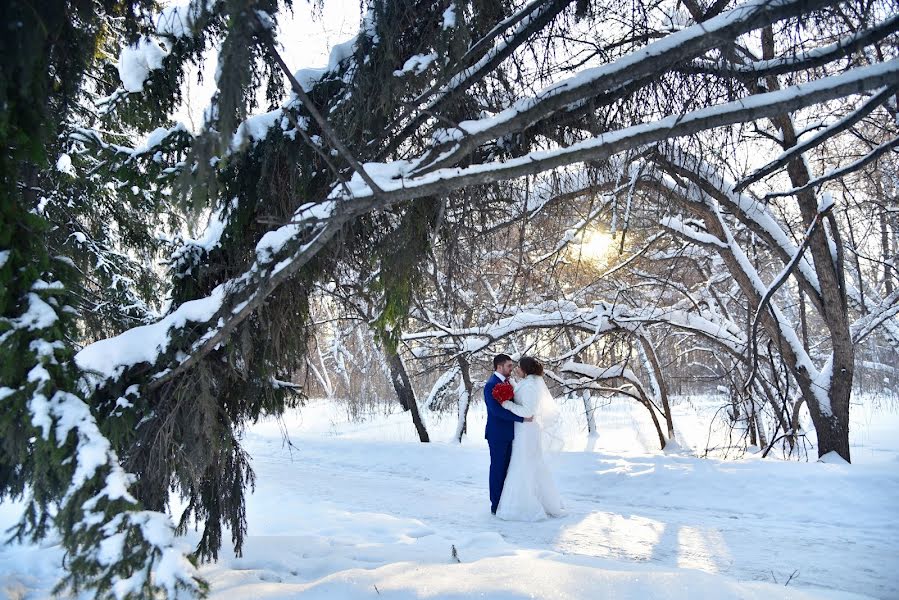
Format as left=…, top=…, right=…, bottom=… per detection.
left=484, top=373, right=524, bottom=441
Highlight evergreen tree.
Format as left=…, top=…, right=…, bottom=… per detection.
left=1, top=0, right=203, bottom=596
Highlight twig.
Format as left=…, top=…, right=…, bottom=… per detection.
left=765, top=135, right=899, bottom=199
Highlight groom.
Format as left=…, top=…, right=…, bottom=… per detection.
left=485, top=354, right=533, bottom=515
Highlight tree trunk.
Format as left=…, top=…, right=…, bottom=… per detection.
left=762, top=25, right=853, bottom=462
left=384, top=346, right=430, bottom=442
left=799, top=289, right=809, bottom=353
left=641, top=395, right=668, bottom=451
left=880, top=189, right=893, bottom=294
left=454, top=354, right=474, bottom=443
left=563, top=328, right=598, bottom=437
left=748, top=398, right=758, bottom=447
left=582, top=390, right=597, bottom=436
left=754, top=402, right=768, bottom=449
left=637, top=334, right=675, bottom=440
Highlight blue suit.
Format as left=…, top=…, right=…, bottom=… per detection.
left=484, top=373, right=524, bottom=513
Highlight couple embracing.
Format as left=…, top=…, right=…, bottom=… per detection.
left=485, top=354, right=565, bottom=521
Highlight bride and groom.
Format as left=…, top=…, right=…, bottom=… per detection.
left=485, top=354, right=565, bottom=521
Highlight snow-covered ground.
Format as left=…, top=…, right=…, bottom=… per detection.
left=2, top=393, right=898, bottom=599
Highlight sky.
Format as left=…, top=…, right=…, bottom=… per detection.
left=173, top=0, right=362, bottom=131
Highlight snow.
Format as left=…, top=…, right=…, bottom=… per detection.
left=393, top=52, right=437, bottom=76
left=74, top=284, right=226, bottom=380
left=818, top=451, right=849, bottom=464
left=813, top=356, right=835, bottom=416
left=134, top=123, right=187, bottom=154
left=294, top=37, right=357, bottom=92
left=231, top=109, right=286, bottom=151
left=0, top=250, right=9, bottom=269
left=56, top=153, right=76, bottom=176
left=256, top=224, right=302, bottom=261
left=4, top=393, right=897, bottom=599
left=415, top=0, right=557, bottom=123
left=15, top=335, right=201, bottom=596
left=156, top=2, right=200, bottom=39
left=192, top=198, right=233, bottom=252
left=117, top=37, right=168, bottom=93
left=818, top=191, right=836, bottom=213
left=660, top=216, right=727, bottom=248
left=561, top=360, right=636, bottom=383
left=442, top=4, right=457, bottom=29
left=19, top=292, right=58, bottom=331
left=697, top=14, right=899, bottom=75
left=254, top=9, right=275, bottom=31
left=448, top=0, right=806, bottom=138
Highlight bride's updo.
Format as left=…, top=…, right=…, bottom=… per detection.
left=519, top=356, right=544, bottom=376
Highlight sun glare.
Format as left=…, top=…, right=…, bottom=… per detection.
left=572, top=230, right=615, bottom=264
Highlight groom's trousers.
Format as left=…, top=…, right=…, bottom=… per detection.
left=488, top=438, right=514, bottom=513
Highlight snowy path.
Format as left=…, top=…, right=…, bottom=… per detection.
left=242, top=429, right=899, bottom=599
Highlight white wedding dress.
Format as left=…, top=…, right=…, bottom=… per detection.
left=495, top=375, right=565, bottom=521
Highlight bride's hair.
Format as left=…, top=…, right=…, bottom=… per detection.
left=519, top=356, right=544, bottom=376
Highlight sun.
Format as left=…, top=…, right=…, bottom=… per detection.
left=571, top=229, right=615, bottom=264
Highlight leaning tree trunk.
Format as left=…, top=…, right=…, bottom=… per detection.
left=638, top=392, right=668, bottom=451
left=384, top=346, right=430, bottom=442
left=775, top=118, right=853, bottom=461
left=637, top=334, right=675, bottom=441
left=759, top=25, right=853, bottom=462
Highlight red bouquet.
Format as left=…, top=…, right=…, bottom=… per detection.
left=492, top=381, right=514, bottom=404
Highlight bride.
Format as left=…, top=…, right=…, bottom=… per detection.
left=495, top=356, right=565, bottom=521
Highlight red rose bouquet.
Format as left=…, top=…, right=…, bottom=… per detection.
left=492, top=381, right=514, bottom=404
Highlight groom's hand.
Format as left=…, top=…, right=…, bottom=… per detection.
left=524, top=417, right=534, bottom=422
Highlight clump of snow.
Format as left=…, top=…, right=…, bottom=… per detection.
left=230, top=109, right=285, bottom=151
left=294, top=37, right=357, bottom=92
left=818, top=191, right=836, bottom=213
left=190, top=198, right=235, bottom=253
left=394, top=52, right=437, bottom=77
left=133, top=123, right=187, bottom=155
left=74, top=284, right=226, bottom=380
left=117, top=37, right=168, bottom=93
left=813, top=355, right=835, bottom=416
left=20, top=293, right=58, bottom=331
left=56, top=153, right=76, bottom=177
left=256, top=224, right=302, bottom=261
left=442, top=4, right=457, bottom=29
left=0, top=250, right=9, bottom=269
